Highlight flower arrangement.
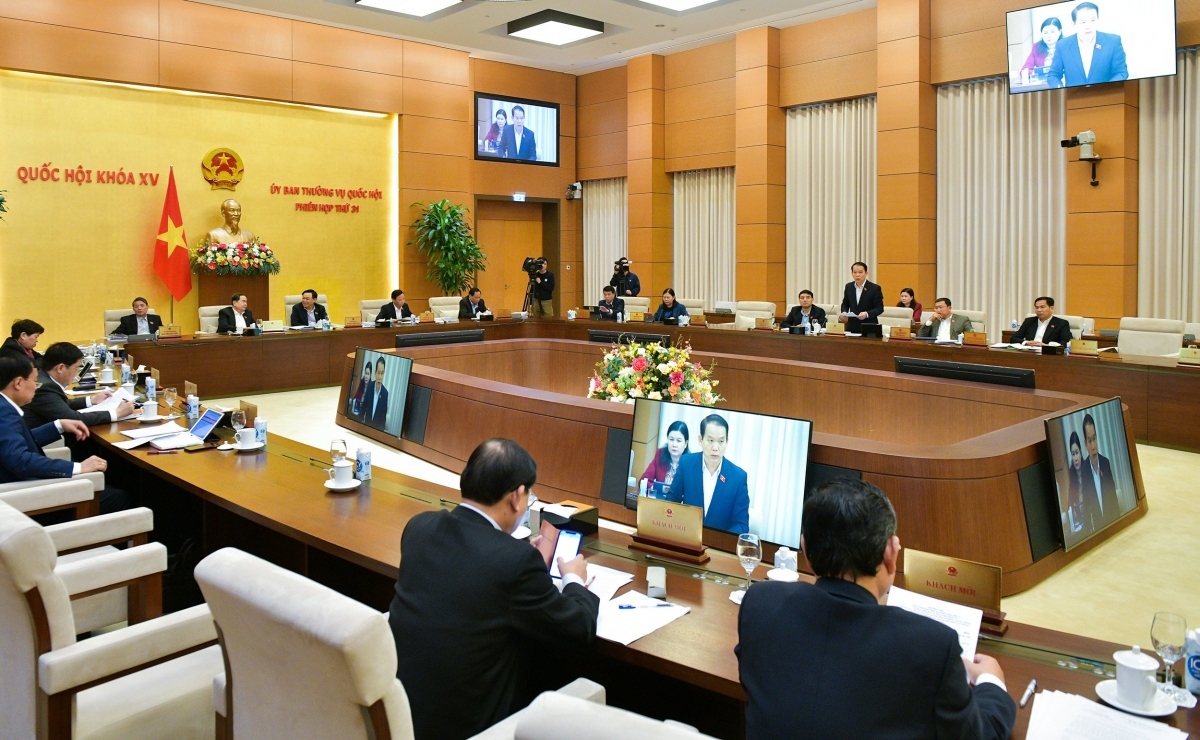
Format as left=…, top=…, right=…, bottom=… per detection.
left=190, top=238, right=281, bottom=276
left=587, top=339, right=722, bottom=406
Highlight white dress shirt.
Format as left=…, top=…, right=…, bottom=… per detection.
left=1089, top=458, right=1104, bottom=516
left=702, top=458, right=723, bottom=514
left=306, top=308, right=318, bottom=326
left=1033, top=318, right=1051, bottom=343
left=372, top=385, right=385, bottom=419
left=937, top=315, right=953, bottom=342
left=974, top=674, right=1007, bottom=692
left=855, top=282, right=864, bottom=304
left=1, top=392, right=81, bottom=475
left=234, top=310, right=247, bottom=331
left=513, top=128, right=524, bottom=155
left=136, top=315, right=150, bottom=334
left=1079, top=35, right=1095, bottom=78
left=458, top=502, right=584, bottom=589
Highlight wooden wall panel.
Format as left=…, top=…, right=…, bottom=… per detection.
left=292, top=62, right=403, bottom=113
left=577, top=98, right=626, bottom=138
left=403, top=78, right=470, bottom=121
left=159, top=42, right=293, bottom=100
left=665, top=78, right=735, bottom=124
left=578, top=66, right=628, bottom=180
left=0, top=16, right=159, bottom=84
left=159, top=0, right=292, bottom=60
left=399, top=115, right=471, bottom=157
left=780, top=51, right=877, bottom=108
left=402, top=40, right=469, bottom=86
left=930, top=27, right=1006, bottom=84
left=780, top=8, right=877, bottom=66
left=664, top=40, right=736, bottom=89
left=0, top=0, right=160, bottom=38
left=292, top=22, right=404, bottom=77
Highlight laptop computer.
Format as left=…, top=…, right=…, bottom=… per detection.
left=149, top=408, right=224, bottom=450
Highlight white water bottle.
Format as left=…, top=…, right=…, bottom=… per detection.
left=1186, top=629, right=1200, bottom=695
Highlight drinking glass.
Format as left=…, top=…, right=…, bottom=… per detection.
left=163, top=387, right=177, bottom=411
left=230, top=409, right=246, bottom=434
left=330, top=439, right=348, bottom=463
left=1151, top=612, right=1188, bottom=702
left=736, top=534, right=762, bottom=591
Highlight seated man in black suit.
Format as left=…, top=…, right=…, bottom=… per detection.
left=25, top=342, right=135, bottom=429
left=1011, top=296, right=1074, bottom=347
left=116, top=297, right=163, bottom=336
left=839, top=261, right=884, bottom=333
left=737, top=478, right=1016, bottom=739
left=780, top=290, right=827, bottom=331
left=389, top=438, right=598, bottom=739
left=216, top=293, right=256, bottom=334
left=596, top=285, right=624, bottom=320
left=458, top=287, right=488, bottom=319
left=288, top=288, right=328, bottom=328
left=376, top=289, right=413, bottom=322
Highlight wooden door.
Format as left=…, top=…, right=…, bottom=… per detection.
left=475, top=201, right=543, bottom=314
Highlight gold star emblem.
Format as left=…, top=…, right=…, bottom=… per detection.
left=157, top=217, right=187, bottom=257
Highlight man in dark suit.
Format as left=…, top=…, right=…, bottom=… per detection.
left=389, top=439, right=598, bottom=739
left=358, top=356, right=389, bottom=430
left=376, top=289, right=413, bottom=322
left=459, top=287, right=488, bottom=319
left=1047, top=3, right=1127, bottom=88
left=737, top=478, right=1017, bottom=739
left=595, top=286, right=625, bottom=320
left=1083, top=413, right=1121, bottom=526
left=1012, top=296, right=1074, bottom=347
left=780, top=290, right=827, bottom=331
left=288, top=288, right=328, bottom=328
left=115, top=297, right=163, bottom=336
left=25, top=343, right=135, bottom=429
left=216, top=293, right=256, bottom=334
left=839, top=261, right=884, bottom=333
left=668, top=414, right=750, bottom=534
left=498, top=105, right=537, bottom=161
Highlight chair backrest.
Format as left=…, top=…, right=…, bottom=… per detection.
left=428, top=296, right=461, bottom=319
left=816, top=303, right=838, bottom=317
left=677, top=298, right=705, bottom=314
left=1118, top=317, right=1185, bottom=356
left=104, top=308, right=158, bottom=335
left=513, top=691, right=717, bottom=740
left=284, top=294, right=330, bottom=321
left=195, top=548, right=414, bottom=740
left=198, top=305, right=226, bottom=334
left=360, top=299, right=392, bottom=324
left=1025, top=313, right=1087, bottom=340
left=0, top=502, right=78, bottom=738
left=879, top=306, right=913, bottom=328
left=733, top=301, right=776, bottom=331
left=1185, top=322, right=1200, bottom=340
left=956, top=309, right=987, bottom=335
left=622, top=297, right=651, bottom=315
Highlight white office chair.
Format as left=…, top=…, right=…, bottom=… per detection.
left=1024, top=313, right=1087, bottom=340
left=677, top=298, right=705, bottom=315
left=1184, top=322, right=1200, bottom=341
left=816, top=303, right=839, bottom=319
left=196, top=547, right=415, bottom=739
left=956, top=310, right=987, bottom=336
left=0, top=501, right=223, bottom=739
left=283, top=294, right=330, bottom=323
left=622, top=297, right=652, bottom=316
left=360, top=299, right=392, bottom=324
left=196, top=306, right=225, bottom=334
left=470, top=689, right=717, bottom=740
left=1117, top=317, right=1185, bottom=357
left=879, top=306, right=914, bottom=328
left=103, top=308, right=158, bottom=335
left=428, top=297, right=461, bottom=319
left=732, top=301, right=777, bottom=331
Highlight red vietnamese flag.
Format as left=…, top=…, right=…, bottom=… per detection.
left=153, top=167, right=192, bottom=301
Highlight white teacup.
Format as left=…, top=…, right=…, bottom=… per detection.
left=679, top=315, right=690, bottom=326
left=567, top=310, right=577, bottom=320
left=234, top=430, right=258, bottom=449
left=326, top=460, right=354, bottom=487
left=141, top=402, right=157, bottom=419
left=100, top=367, right=114, bottom=383
left=1114, top=645, right=1160, bottom=710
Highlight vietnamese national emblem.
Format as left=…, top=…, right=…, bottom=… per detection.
left=201, top=148, right=244, bottom=190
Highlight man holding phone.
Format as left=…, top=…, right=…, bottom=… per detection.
left=388, top=438, right=598, bottom=740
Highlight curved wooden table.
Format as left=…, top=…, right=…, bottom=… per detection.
left=336, top=338, right=1147, bottom=595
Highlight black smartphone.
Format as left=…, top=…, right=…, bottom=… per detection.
left=184, top=442, right=219, bottom=453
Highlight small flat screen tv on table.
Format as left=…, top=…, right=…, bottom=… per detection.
left=345, top=348, right=413, bottom=438
left=475, top=93, right=559, bottom=167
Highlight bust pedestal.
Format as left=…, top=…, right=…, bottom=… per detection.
left=197, top=273, right=270, bottom=321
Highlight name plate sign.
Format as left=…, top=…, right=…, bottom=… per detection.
left=344, top=316, right=362, bottom=328
left=1070, top=339, right=1099, bottom=355
left=903, top=548, right=1001, bottom=613
left=826, top=322, right=846, bottom=335
left=158, top=325, right=182, bottom=338
left=890, top=326, right=912, bottom=340
left=963, top=331, right=988, bottom=347
left=629, top=497, right=709, bottom=564
left=1179, top=347, right=1200, bottom=366
left=629, top=311, right=646, bottom=322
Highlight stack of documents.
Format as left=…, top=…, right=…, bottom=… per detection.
left=596, top=591, right=690, bottom=646
left=114, top=422, right=187, bottom=449
left=1026, top=690, right=1186, bottom=739
left=89, top=388, right=138, bottom=419
left=886, top=586, right=982, bottom=660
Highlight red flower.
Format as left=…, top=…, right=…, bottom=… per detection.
left=631, top=357, right=649, bottom=372
left=670, top=371, right=684, bottom=386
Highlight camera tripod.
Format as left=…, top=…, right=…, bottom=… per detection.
left=522, top=277, right=536, bottom=314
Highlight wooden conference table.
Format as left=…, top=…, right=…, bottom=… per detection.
left=90, top=423, right=1198, bottom=738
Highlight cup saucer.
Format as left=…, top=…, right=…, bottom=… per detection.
left=1095, top=679, right=1177, bottom=717
left=324, top=479, right=361, bottom=492
left=234, top=442, right=265, bottom=452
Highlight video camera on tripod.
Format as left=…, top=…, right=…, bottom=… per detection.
left=520, top=257, right=546, bottom=312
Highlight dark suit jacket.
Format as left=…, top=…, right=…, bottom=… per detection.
left=375, top=301, right=413, bottom=322
left=609, top=271, right=641, bottom=297
left=1048, top=32, right=1128, bottom=88
left=24, top=371, right=111, bottom=428
left=0, top=399, right=73, bottom=483
left=288, top=301, right=328, bottom=327
left=359, top=380, right=389, bottom=429
left=0, top=337, right=42, bottom=367
left=116, top=313, right=163, bottom=336
left=389, top=506, right=599, bottom=740
left=216, top=307, right=256, bottom=334
left=499, top=124, right=537, bottom=160
left=1012, top=315, right=1074, bottom=345
left=780, top=305, right=827, bottom=330
left=840, top=280, right=885, bottom=333
left=737, top=578, right=1016, bottom=740
left=670, top=452, right=750, bottom=534
left=459, top=296, right=488, bottom=319
left=596, top=298, right=625, bottom=320
left=1086, top=453, right=1121, bottom=527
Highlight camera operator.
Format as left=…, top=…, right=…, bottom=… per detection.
left=532, top=257, right=555, bottom=317
left=609, top=257, right=641, bottom=297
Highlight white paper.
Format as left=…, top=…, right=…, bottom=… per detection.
left=119, top=422, right=186, bottom=439
left=885, top=586, right=982, bottom=660
left=65, top=388, right=104, bottom=397
left=584, top=564, right=634, bottom=602
left=113, top=437, right=154, bottom=450
left=1026, top=690, right=1186, bottom=740
left=87, top=388, right=136, bottom=415
left=542, top=504, right=579, bottom=519
left=596, top=591, right=689, bottom=646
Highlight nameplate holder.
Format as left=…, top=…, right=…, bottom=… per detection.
left=754, top=317, right=774, bottom=331
left=184, top=381, right=198, bottom=399
left=629, top=311, right=646, bottom=322
left=962, top=331, right=988, bottom=347
left=158, top=325, right=182, bottom=339
left=150, top=368, right=161, bottom=385
left=540, top=499, right=599, bottom=537
left=1179, top=347, right=1200, bottom=366
left=890, top=326, right=912, bottom=340
left=344, top=316, right=362, bottom=328
left=902, top=548, right=1005, bottom=635
left=1069, top=339, right=1099, bottom=356
left=239, top=400, right=258, bottom=427
left=826, top=322, right=846, bottom=335
left=691, top=314, right=706, bottom=326
left=629, top=497, right=709, bottom=564
left=419, top=311, right=436, bottom=322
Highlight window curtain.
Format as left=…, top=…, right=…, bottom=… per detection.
left=1139, top=49, right=1200, bottom=323
left=582, top=178, right=627, bottom=305
left=786, top=96, right=876, bottom=309
left=937, top=78, right=1066, bottom=341
left=673, top=167, right=736, bottom=310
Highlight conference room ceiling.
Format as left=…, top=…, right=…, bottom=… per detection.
left=194, top=0, right=874, bottom=73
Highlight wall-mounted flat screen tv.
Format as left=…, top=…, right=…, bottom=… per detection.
left=1006, top=0, right=1177, bottom=93
left=474, top=93, right=559, bottom=166
left=345, top=348, right=412, bottom=438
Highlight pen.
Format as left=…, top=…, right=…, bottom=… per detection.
left=1019, top=678, right=1037, bottom=708
left=147, top=449, right=179, bottom=455
left=618, top=603, right=674, bottom=609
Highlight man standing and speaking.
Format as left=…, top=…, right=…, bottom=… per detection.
left=532, top=257, right=555, bottom=317
left=840, top=261, right=884, bottom=333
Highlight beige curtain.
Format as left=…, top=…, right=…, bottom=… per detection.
left=1139, top=49, right=1200, bottom=323
left=582, top=178, right=627, bottom=305
left=937, top=78, right=1066, bottom=341
left=786, top=96, right=876, bottom=308
left=672, top=167, right=735, bottom=310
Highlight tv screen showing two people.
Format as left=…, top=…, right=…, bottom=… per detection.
left=346, top=349, right=412, bottom=438
left=1007, top=0, right=1177, bottom=93
left=631, top=399, right=812, bottom=549
left=1045, top=398, right=1139, bottom=550
left=475, top=94, right=559, bottom=166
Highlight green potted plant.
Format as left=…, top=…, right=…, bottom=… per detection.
left=409, top=199, right=487, bottom=296
left=0, top=190, right=8, bottom=221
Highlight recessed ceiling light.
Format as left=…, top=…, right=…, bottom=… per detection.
left=508, top=10, right=604, bottom=45
left=638, top=0, right=718, bottom=10
left=355, top=0, right=460, bottom=18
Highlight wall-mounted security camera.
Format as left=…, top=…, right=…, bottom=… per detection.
left=1060, top=130, right=1101, bottom=186
left=565, top=182, right=582, bottom=200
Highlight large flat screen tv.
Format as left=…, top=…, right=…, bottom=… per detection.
left=1007, top=0, right=1177, bottom=93
left=474, top=93, right=559, bottom=166
left=345, top=348, right=412, bottom=438
left=1044, top=397, right=1139, bottom=550
left=626, top=399, right=812, bottom=548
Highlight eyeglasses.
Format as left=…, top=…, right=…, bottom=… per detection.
left=527, top=491, right=539, bottom=509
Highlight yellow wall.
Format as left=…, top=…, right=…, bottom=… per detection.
left=0, top=70, right=396, bottom=341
